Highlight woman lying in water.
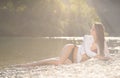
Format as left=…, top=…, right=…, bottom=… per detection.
left=17, top=22, right=111, bottom=67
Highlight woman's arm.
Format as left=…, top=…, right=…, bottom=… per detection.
left=83, top=35, right=97, bottom=57
left=104, top=41, right=113, bottom=60
left=104, top=41, right=111, bottom=57
left=94, top=55, right=110, bottom=61
left=94, top=41, right=112, bottom=61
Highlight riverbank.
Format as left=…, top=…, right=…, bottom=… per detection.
left=0, top=52, right=120, bottom=78
left=0, top=37, right=120, bottom=78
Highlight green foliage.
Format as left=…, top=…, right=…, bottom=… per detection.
left=0, top=0, right=100, bottom=37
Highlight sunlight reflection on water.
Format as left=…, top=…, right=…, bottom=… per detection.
left=43, top=36, right=120, bottom=40
left=0, top=37, right=120, bottom=78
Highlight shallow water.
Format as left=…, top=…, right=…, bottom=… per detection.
left=0, top=37, right=82, bottom=68
left=0, top=52, right=120, bottom=78
left=0, top=37, right=120, bottom=78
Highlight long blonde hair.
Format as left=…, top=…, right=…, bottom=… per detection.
left=94, top=23, right=105, bottom=56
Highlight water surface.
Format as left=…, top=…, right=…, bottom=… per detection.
left=0, top=37, right=119, bottom=68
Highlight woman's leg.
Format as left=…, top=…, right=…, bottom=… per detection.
left=80, top=53, right=90, bottom=62
left=38, top=44, right=75, bottom=65
left=59, top=44, right=75, bottom=64
left=16, top=44, right=75, bottom=67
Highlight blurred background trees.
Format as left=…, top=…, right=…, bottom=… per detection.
left=0, top=0, right=99, bottom=37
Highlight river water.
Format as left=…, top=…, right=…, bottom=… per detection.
left=0, top=37, right=83, bottom=68
left=0, top=37, right=120, bottom=78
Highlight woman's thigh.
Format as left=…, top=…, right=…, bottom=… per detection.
left=68, top=46, right=78, bottom=63
left=81, top=53, right=90, bottom=62
left=59, top=44, right=75, bottom=63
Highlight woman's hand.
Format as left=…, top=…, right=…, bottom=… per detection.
left=94, top=55, right=110, bottom=61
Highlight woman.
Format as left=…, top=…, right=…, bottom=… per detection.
left=17, top=22, right=111, bottom=67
